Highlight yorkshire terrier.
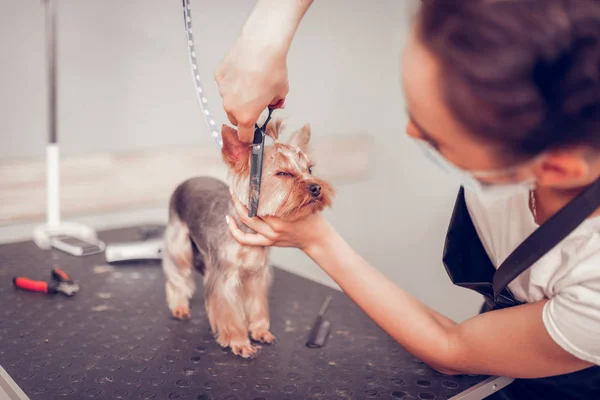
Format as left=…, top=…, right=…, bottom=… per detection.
left=162, top=119, right=334, bottom=358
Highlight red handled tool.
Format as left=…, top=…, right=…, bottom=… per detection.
left=13, top=268, right=79, bottom=297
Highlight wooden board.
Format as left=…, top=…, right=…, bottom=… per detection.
left=0, top=135, right=372, bottom=225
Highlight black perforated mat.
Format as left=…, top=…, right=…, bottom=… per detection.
left=0, top=226, right=487, bottom=399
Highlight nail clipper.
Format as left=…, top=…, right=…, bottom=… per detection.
left=13, top=268, right=80, bottom=297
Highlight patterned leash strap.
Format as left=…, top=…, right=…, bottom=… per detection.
left=182, top=0, right=222, bottom=148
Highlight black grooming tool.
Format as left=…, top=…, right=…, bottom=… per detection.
left=306, top=295, right=333, bottom=348
left=248, top=107, right=275, bottom=218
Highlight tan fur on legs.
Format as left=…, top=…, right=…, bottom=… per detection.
left=244, top=267, right=276, bottom=344
left=205, top=268, right=258, bottom=358
left=163, top=216, right=196, bottom=320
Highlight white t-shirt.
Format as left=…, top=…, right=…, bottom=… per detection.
left=465, top=189, right=600, bottom=365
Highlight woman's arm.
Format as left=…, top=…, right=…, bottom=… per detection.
left=304, top=223, right=592, bottom=378
left=305, top=222, right=461, bottom=374
left=239, top=0, right=314, bottom=50
left=226, top=199, right=593, bottom=378
left=215, top=0, right=314, bottom=142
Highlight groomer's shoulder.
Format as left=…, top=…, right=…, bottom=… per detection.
left=541, top=219, right=600, bottom=366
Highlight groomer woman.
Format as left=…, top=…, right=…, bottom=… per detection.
left=215, top=1, right=600, bottom=398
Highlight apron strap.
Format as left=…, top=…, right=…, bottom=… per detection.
left=493, top=176, right=600, bottom=300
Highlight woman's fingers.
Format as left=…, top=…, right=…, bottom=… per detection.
left=225, top=111, right=256, bottom=143
left=226, top=215, right=273, bottom=247
left=231, top=196, right=278, bottom=239
left=269, top=98, right=286, bottom=109
left=260, top=215, right=284, bottom=233
left=226, top=112, right=238, bottom=127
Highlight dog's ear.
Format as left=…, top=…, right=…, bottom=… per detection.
left=266, top=118, right=285, bottom=141
left=289, top=124, right=311, bottom=153
left=221, top=124, right=251, bottom=172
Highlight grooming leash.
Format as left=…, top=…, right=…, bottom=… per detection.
left=182, top=0, right=222, bottom=148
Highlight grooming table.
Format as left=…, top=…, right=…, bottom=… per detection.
left=0, top=227, right=500, bottom=400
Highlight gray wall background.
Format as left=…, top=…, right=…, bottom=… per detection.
left=0, top=0, right=481, bottom=321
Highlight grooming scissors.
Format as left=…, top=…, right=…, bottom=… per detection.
left=248, top=107, right=275, bottom=218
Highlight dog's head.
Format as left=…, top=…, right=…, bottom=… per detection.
left=221, top=119, right=335, bottom=221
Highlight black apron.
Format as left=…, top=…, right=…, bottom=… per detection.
left=443, top=183, right=600, bottom=400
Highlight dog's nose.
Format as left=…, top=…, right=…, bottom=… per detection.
left=308, top=183, right=321, bottom=197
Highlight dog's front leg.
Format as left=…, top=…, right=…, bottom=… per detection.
left=244, top=266, right=276, bottom=345
left=205, top=268, right=257, bottom=358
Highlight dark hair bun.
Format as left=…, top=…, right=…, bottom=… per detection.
left=418, top=0, right=600, bottom=159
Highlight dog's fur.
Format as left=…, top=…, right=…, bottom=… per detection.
left=162, top=119, right=334, bottom=358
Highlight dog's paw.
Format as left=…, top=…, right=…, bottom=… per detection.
left=172, top=305, right=191, bottom=320
left=251, top=330, right=277, bottom=345
left=230, top=341, right=259, bottom=359
left=215, top=335, right=229, bottom=348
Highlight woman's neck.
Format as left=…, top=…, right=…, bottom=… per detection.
left=534, top=184, right=600, bottom=224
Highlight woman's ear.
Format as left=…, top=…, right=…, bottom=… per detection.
left=533, top=150, right=590, bottom=188
left=221, top=125, right=251, bottom=173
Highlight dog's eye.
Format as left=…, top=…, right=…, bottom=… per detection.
left=308, top=166, right=313, bottom=175
left=277, top=171, right=295, bottom=178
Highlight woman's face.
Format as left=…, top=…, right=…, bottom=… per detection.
left=400, top=26, right=600, bottom=190
left=400, top=27, right=537, bottom=185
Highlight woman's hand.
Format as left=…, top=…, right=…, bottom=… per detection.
left=214, top=0, right=314, bottom=143
left=214, top=37, right=288, bottom=143
left=225, top=195, right=332, bottom=251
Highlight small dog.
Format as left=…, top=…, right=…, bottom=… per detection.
left=162, top=119, right=334, bottom=358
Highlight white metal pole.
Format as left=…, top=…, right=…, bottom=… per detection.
left=45, top=0, right=60, bottom=228
left=34, top=0, right=99, bottom=250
